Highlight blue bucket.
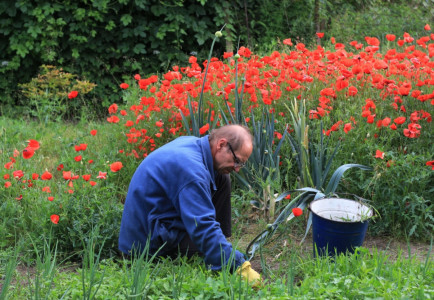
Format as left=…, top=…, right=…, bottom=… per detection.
left=309, top=198, right=373, bottom=257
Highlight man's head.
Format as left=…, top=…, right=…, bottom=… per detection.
left=209, top=125, right=253, bottom=174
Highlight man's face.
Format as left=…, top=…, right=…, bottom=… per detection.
left=213, top=139, right=252, bottom=174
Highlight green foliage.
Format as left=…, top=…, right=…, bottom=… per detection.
left=4, top=240, right=433, bottom=298
left=18, top=65, right=96, bottom=122
left=0, top=0, right=231, bottom=116
left=346, top=152, right=434, bottom=238
left=295, top=246, right=434, bottom=298
left=0, top=117, right=128, bottom=259
left=326, top=0, right=434, bottom=46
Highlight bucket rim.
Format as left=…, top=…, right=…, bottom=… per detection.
left=308, top=197, right=374, bottom=223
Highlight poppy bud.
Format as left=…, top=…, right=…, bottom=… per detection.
left=292, top=208, right=303, bottom=217
left=215, top=31, right=223, bottom=38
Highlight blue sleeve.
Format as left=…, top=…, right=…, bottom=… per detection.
left=177, top=182, right=245, bottom=270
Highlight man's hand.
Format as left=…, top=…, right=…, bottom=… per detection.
left=236, top=261, right=262, bottom=287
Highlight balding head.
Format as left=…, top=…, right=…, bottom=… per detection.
left=209, top=124, right=253, bottom=151
left=209, top=125, right=253, bottom=174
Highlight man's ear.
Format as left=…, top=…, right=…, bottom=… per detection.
left=216, top=138, right=227, bottom=151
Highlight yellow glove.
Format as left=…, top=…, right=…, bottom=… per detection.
left=236, top=261, right=262, bottom=287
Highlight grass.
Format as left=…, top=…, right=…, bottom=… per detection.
left=1, top=232, right=432, bottom=299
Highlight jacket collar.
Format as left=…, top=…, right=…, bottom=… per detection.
left=200, top=135, right=216, bottom=190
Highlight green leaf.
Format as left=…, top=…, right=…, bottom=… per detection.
left=325, top=164, right=373, bottom=195
left=133, top=43, right=146, bottom=54
left=120, top=14, right=132, bottom=26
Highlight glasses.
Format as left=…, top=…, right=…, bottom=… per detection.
left=227, top=142, right=246, bottom=168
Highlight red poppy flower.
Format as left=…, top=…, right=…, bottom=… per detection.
left=283, top=38, right=293, bottom=46
left=74, top=155, right=82, bottom=162
left=13, top=170, right=24, bottom=179
left=120, top=83, right=129, bottom=89
left=48, top=196, right=54, bottom=201
left=381, top=117, right=391, bottom=127
left=390, top=123, right=397, bottom=130
left=63, top=171, right=72, bottom=180
left=68, top=91, right=78, bottom=99
left=74, top=144, right=87, bottom=152
left=108, top=103, right=118, bottom=114
left=90, top=130, right=97, bottom=136
left=97, top=171, right=107, bottom=179
left=5, top=181, right=11, bottom=188
left=22, top=147, right=35, bottom=159
left=365, top=36, right=380, bottom=46
left=394, top=116, right=406, bottom=125
left=424, top=24, right=431, bottom=31
left=238, top=46, right=251, bottom=58
left=336, top=79, right=349, bottom=91
left=134, top=74, right=141, bottom=80
left=41, top=171, right=53, bottom=180
left=223, top=52, right=233, bottom=59
left=4, top=162, right=13, bottom=169
left=155, top=120, right=164, bottom=127
left=82, top=174, right=91, bottom=181
left=375, top=150, right=385, bottom=159
left=57, top=164, right=64, bottom=171
left=386, top=34, right=396, bottom=41
left=426, top=161, right=434, bottom=170
left=285, top=194, right=291, bottom=200
left=292, top=207, right=303, bottom=217
left=344, top=123, right=352, bottom=133
left=16, top=195, right=23, bottom=201
left=316, top=32, right=324, bottom=39
left=107, top=116, right=120, bottom=123
left=4, top=174, right=10, bottom=179
left=348, top=86, right=358, bottom=96
left=50, top=214, right=60, bottom=224
left=90, top=181, right=97, bottom=186
left=110, top=162, right=123, bottom=172
left=199, top=123, right=210, bottom=135
left=27, top=139, right=40, bottom=150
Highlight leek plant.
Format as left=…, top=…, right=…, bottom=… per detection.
left=230, top=109, right=287, bottom=221
left=246, top=99, right=373, bottom=259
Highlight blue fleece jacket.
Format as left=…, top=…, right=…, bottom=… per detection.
left=118, top=135, right=245, bottom=270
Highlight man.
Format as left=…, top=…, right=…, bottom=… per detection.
left=119, top=124, right=260, bottom=282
